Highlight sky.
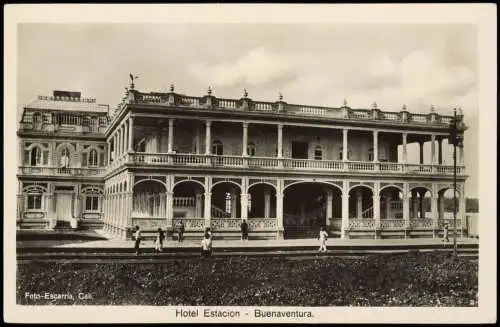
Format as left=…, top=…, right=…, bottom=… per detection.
left=16, top=23, right=479, bottom=197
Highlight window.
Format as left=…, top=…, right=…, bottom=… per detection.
left=88, top=149, right=98, bottom=167
left=314, top=146, right=322, bottom=160
left=30, top=147, right=41, bottom=166
left=368, top=148, right=374, bottom=161
left=247, top=142, right=256, bottom=156
left=27, top=194, right=42, bottom=210
left=212, top=140, right=223, bottom=155
left=85, top=195, right=100, bottom=211
left=60, top=147, right=70, bottom=167
left=225, top=192, right=232, bottom=213
left=90, top=116, right=98, bottom=132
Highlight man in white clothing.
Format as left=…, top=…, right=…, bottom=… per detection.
left=318, top=227, right=328, bottom=253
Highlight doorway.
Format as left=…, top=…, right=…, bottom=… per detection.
left=291, top=141, right=308, bottom=159
left=55, top=191, right=73, bottom=221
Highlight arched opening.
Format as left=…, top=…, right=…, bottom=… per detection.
left=248, top=184, right=276, bottom=218
left=348, top=186, right=374, bottom=219
left=132, top=181, right=166, bottom=218
left=409, top=187, right=432, bottom=219
left=379, top=186, right=404, bottom=219
left=211, top=182, right=241, bottom=219
left=438, top=188, right=460, bottom=220
left=173, top=181, right=205, bottom=219
left=283, top=182, right=342, bottom=238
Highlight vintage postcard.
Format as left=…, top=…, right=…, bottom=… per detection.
left=3, top=3, right=497, bottom=324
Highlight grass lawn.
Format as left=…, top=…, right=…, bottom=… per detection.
left=17, top=252, right=477, bottom=306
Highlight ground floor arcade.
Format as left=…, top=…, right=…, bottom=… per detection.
left=97, top=172, right=466, bottom=240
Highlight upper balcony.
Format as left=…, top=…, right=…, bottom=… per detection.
left=106, top=152, right=466, bottom=179
left=114, top=86, right=456, bottom=132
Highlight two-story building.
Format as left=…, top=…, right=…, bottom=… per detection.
left=17, top=83, right=468, bottom=240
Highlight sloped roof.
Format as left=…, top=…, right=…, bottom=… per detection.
left=25, top=96, right=109, bottom=113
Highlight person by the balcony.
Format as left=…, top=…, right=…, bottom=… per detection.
left=442, top=223, right=449, bottom=242
left=133, top=225, right=142, bottom=255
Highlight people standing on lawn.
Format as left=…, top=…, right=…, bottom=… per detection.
left=318, top=226, right=328, bottom=253
left=155, top=227, right=165, bottom=254
left=134, top=225, right=141, bottom=255
left=240, top=219, right=249, bottom=241
left=176, top=220, right=185, bottom=242
left=200, top=232, right=213, bottom=258
left=442, top=223, right=449, bottom=242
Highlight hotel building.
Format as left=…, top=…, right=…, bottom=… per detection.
left=17, top=82, right=468, bottom=239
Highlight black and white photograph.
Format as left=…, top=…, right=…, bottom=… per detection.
left=4, top=4, right=496, bottom=324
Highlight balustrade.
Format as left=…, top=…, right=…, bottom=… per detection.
left=254, top=102, right=273, bottom=111
left=173, top=197, right=196, bottom=207
left=105, top=153, right=467, bottom=177
left=409, top=218, right=434, bottom=229
left=18, top=166, right=105, bottom=176
left=211, top=218, right=242, bottom=230
left=247, top=218, right=277, bottom=230
left=172, top=218, right=205, bottom=230
left=348, top=218, right=376, bottom=229
left=379, top=219, right=406, bottom=229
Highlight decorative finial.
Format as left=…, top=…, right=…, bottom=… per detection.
left=129, top=73, right=138, bottom=89
left=343, top=98, right=348, bottom=107
left=208, top=86, right=212, bottom=95
left=278, top=91, right=283, bottom=101
left=170, top=84, right=175, bottom=92
left=430, top=104, right=435, bottom=113
left=402, top=104, right=407, bottom=111
left=372, top=101, right=378, bottom=109
left=243, top=89, right=248, bottom=98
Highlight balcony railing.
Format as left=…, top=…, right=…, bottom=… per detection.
left=130, top=91, right=456, bottom=127
left=122, top=152, right=466, bottom=176
left=18, top=166, right=106, bottom=177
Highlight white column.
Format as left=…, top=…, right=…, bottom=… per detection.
left=205, top=121, right=212, bottom=155
left=168, top=119, right=174, bottom=153
left=264, top=190, right=271, bottom=218
left=166, top=191, right=173, bottom=228
left=356, top=190, right=362, bottom=218
left=403, top=191, right=410, bottom=224
left=73, top=193, right=81, bottom=219
left=373, top=130, right=379, bottom=162
left=240, top=193, right=248, bottom=220
left=124, top=123, right=128, bottom=155
left=373, top=195, right=380, bottom=225
left=341, top=181, right=349, bottom=239
left=431, top=134, right=436, bottom=164
left=326, top=189, right=333, bottom=226
left=431, top=194, right=439, bottom=226
left=128, top=117, right=134, bottom=152
left=402, top=133, right=407, bottom=164
left=113, top=134, right=117, bottom=161
left=343, top=129, right=348, bottom=161
left=276, top=191, right=284, bottom=236
left=277, top=124, right=283, bottom=158
left=204, top=192, right=211, bottom=227
left=242, top=122, right=248, bottom=156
